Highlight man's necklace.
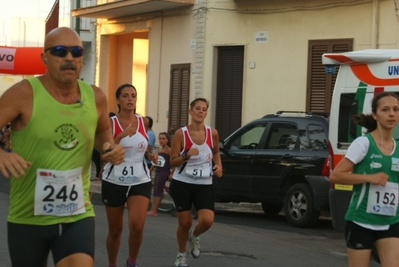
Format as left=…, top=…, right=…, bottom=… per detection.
left=72, top=88, right=82, bottom=105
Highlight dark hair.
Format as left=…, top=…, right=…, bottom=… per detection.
left=159, top=132, right=171, bottom=147
left=108, top=112, right=116, bottom=118
left=190, top=98, right=209, bottom=110
left=146, top=116, right=153, bottom=128
left=115, top=83, right=136, bottom=113
left=352, top=92, right=399, bottom=132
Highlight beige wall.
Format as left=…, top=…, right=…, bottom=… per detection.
left=96, top=13, right=197, bottom=135
left=94, top=0, right=399, bottom=136
left=98, top=31, right=149, bottom=114
left=203, top=0, right=396, bottom=123
left=147, top=15, right=197, bottom=133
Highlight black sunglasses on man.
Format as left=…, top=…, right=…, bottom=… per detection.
left=44, top=45, right=84, bottom=58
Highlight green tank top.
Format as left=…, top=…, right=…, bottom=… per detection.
left=345, top=134, right=399, bottom=225
left=8, top=77, right=97, bottom=225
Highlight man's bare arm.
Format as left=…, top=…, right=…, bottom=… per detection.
left=0, top=80, right=33, bottom=131
left=0, top=80, right=33, bottom=178
left=92, top=85, right=124, bottom=165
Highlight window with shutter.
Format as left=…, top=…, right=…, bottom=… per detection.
left=168, top=64, right=190, bottom=141
left=216, top=46, right=244, bottom=140
left=306, top=39, right=353, bottom=114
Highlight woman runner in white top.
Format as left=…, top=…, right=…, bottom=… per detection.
left=101, top=84, right=157, bottom=267
left=169, top=98, right=223, bottom=267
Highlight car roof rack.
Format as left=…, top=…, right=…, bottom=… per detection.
left=263, top=111, right=311, bottom=118
left=262, top=111, right=329, bottom=118
left=308, top=111, right=329, bottom=118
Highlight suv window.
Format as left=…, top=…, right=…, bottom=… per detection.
left=308, top=124, right=328, bottom=150
left=299, top=124, right=328, bottom=151
left=265, top=123, right=298, bottom=150
left=228, top=123, right=267, bottom=150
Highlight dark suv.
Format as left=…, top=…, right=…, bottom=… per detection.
left=213, top=111, right=330, bottom=228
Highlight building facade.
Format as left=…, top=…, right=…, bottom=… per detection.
left=59, top=0, right=96, bottom=84
left=73, top=0, right=398, bottom=140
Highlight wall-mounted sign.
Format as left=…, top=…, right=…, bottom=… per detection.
left=190, top=39, right=196, bottom=50
left=255, top=31, right=268, bottom=43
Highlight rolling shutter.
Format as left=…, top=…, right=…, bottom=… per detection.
left=306, top=39, right=353, bottom=114
left=168, top=64, right=190, bottom=141
left=216, top=46, right=244, bottom=140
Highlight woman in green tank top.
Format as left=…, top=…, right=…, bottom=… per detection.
left=330, top=92, right=399, bottom=266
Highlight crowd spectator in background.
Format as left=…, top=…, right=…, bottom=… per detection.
left=145, top=116, right=156, bottom=170
left=147, top=132, right=174, bottom=216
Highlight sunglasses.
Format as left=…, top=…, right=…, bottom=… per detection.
left=44, top=45, right=84, bottom=58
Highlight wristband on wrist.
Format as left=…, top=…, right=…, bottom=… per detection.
left=181, top=150, right=188, bottom=161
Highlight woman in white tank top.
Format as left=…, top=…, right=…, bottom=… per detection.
left=101, top=84, right=157, bottom=267
left=169, top=98, right=223, bottom=267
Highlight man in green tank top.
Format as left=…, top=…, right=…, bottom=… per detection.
left=0, top=27, right=124, bottom=267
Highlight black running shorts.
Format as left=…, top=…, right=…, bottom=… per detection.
left=169, top=179, right=214, bottom=212
left=345, top=221, right=399, bottom=249
left=101, top=180, right=152, bottom=207
left=8, top=217, right=95, bottom=266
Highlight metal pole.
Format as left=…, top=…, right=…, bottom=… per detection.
left=75, top=0, right=80, bottom=34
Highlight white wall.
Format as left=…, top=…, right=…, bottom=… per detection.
left=0, top=75, right=25, bottom=96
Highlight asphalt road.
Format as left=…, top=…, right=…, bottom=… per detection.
left=0, top=175, right=380, bottom=267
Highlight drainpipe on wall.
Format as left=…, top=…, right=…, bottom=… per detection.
left=75, top=0, right=80, bottom=34
left=371, top=0, right=379, bottom=49
left=194, top=1, right=207, bottom=98
left=156, top=14, right=164, bottom=123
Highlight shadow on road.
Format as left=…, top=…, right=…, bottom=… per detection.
left=214, top=208, right=343, bottom=240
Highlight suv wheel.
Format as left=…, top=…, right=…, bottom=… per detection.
left=284, top=183, right=319, bottom=228
left=261, top=202, right=283, bottom=215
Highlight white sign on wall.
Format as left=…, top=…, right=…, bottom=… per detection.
left=190, top=39, right=196, bottom=50
left=255, top=31, right=268, bottom=43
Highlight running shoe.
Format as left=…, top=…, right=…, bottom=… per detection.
left=188, top=229, right=201, bottom=258
left=175, top=253, right=189, bottom=267
left=124, top=259, right=139, bottom=267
